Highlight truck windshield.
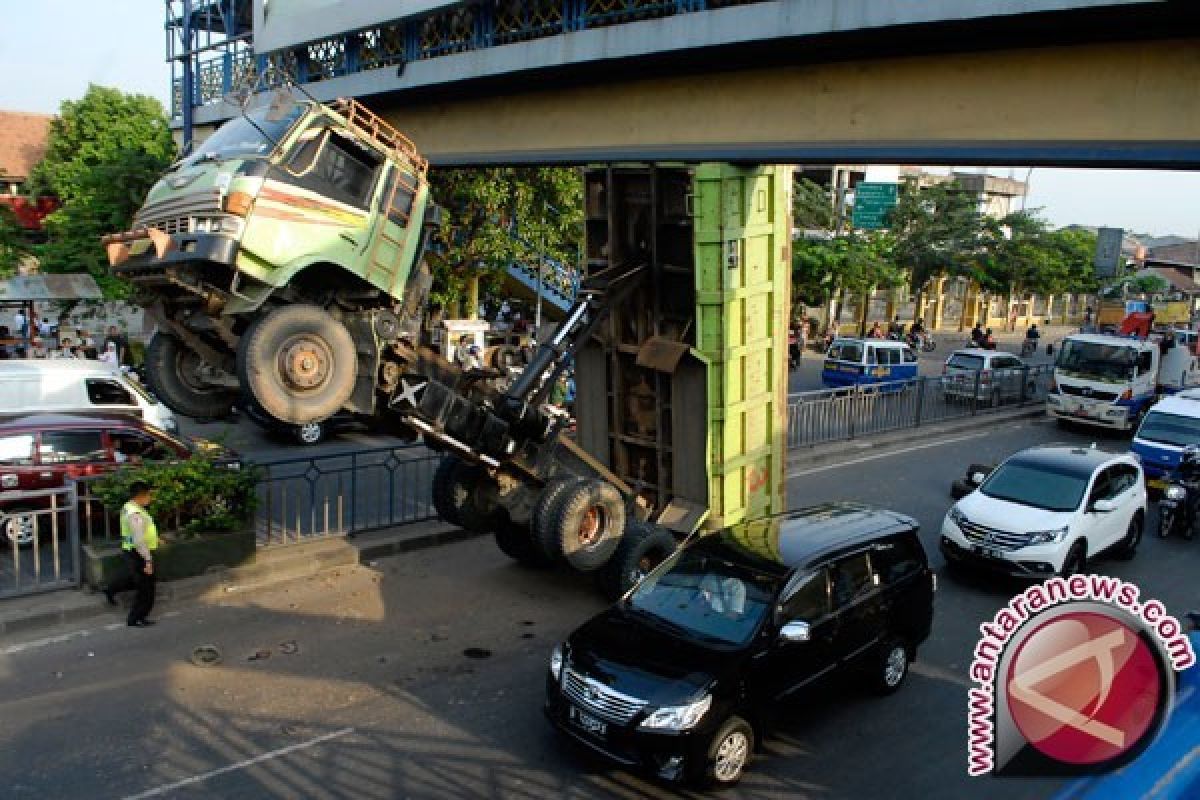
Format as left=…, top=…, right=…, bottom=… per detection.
left=1055, top=340, right=1136, bottom=382
left=626, top=547, right=777, bottom=647
left=174, top=103, right=307, bottom=170
left=1137, top=411, right=1200, bottom=448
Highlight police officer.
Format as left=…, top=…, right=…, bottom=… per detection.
left=103, top=481, right=159, bottom=627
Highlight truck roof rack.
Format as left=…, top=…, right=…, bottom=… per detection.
left=329, top=97, right=428, bottom=175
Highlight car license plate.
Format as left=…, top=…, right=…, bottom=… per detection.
left=569, top=706, right=607, bottom=736
left=973, top=545, right=1002, bottom=559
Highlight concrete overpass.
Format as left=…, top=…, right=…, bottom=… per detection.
left=178, top=0, right=1200, bottom=166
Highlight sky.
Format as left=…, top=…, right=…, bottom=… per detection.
left=2, top=2, right=1198, bottom=239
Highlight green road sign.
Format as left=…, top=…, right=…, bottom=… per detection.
left=851, top=182, right=898, bottom=230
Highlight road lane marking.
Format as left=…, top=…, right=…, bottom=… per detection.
left=788, top=429, right=995, bottom=478
left=1, top=612, right=181, bottom=656
left=121, top=727, right=356, bottom=799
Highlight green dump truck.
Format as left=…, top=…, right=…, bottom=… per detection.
left=104, top=96, right=438, bottom=425
left=109, top=101, right=792, bottom=597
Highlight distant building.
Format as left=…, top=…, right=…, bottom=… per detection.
left=0, top=110, right=58, bottom=239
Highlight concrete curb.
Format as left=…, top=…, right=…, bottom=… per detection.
left=0, top=519, right=468, bottom=638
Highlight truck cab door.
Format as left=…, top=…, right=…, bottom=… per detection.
left=363, top=164, right=425, bottom=301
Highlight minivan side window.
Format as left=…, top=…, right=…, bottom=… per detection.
left=901, top=347, right=917, bottom=364
left=0, top=434, right=34, bottom=466
left=830, top=553, right=873, bottom=609
left=39, top=431, right=106, bottom=464
left=86, top=379, right=134, bottom=407
left=782, top=570, right=829, bottom=622
left=830, top=342, right=863, bottom=362
left=873, top=535, right=923, bottom=585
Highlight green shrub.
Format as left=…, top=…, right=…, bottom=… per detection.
left=92, top=455, right=261, bottom=535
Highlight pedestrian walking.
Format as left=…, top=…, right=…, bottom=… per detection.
left=103, top=481, right=160, bottom=627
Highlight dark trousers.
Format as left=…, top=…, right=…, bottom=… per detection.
left=108, top=550, right=156, bottom=624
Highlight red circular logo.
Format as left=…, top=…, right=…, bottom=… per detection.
left=1006, top=611, right=1163, bottom=765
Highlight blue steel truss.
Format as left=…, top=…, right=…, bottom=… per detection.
left=168, top=1, right=767, bottom=134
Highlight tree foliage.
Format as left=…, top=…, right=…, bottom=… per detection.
left=425, top=167, right=583, bottom=312
left=29, top=85, right=176, bottom=297
left=792, top=232, right=904, bottom=306
left=0, top=203, right=29, bottom=278
left=888, top=180, right=990, bottom=291
left=793, top=176, right=834, bottom=231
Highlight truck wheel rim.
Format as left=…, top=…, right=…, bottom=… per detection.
left=885, top=646, right=907, bottom=687
left=578, top=506, right=606, bottom=547
left=714, top=731, right=748, bottom=782
left=279, top=335, right=332, bottom=390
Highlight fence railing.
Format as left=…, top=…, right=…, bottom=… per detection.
left=255, top=445, right=442, bottom=547
left=786, top=366, right=1054, bottom=449
left=0, top=485, right=80, bottom=599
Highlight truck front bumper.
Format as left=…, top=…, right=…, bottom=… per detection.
left=1046, top=394, right=1131, bottom=429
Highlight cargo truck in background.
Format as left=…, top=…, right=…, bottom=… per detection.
left=1048, top=327, right=1200, bottom=431
left=104, top=94, right=792, bottom=598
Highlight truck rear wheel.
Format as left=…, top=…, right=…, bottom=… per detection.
left=549, top=479, right=625, bottom=572
left=598, top=522, right=677, bottom=600
left=530, top=477, right=580, bottom=562
left=238, top=305, right=357, bottom=425
left=431, top=456, right=464, bottom=526
left=144, top=332, right=236, bottom=419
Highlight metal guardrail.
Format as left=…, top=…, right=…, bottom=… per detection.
left=0, top=486, right=81, bottom=599
left=255, top=445, right=442, bottom=547
left=786, top=366, right=1054, bottom=449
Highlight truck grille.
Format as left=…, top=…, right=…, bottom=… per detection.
left=1058, top=384, right=1119, bottom=402
left=134, top=189, right=222, bottom=227
left=957, top=515, right=1030, bottom=551
left=562, top=668, right=646, bottom=724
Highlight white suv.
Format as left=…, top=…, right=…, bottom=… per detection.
left=940, top=445, right=1145, bottom=577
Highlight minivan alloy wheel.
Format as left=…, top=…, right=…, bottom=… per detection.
left=884, top=645, right=907, bottom=688
left=714, top=730, right=749, bottom=783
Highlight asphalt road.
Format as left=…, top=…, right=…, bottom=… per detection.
left=4, top=417, right=1197, bottom=800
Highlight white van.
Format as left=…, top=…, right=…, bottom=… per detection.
left=0, top=360, right=178, bottom=433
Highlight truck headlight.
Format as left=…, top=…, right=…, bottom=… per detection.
left=549, top=643, right=564, bottom=681
left=1166, top=486, right=1187, bottom=501
left=1028, top=526, right=1069, bottom=545
left=639, top=695, right=712, bottom=731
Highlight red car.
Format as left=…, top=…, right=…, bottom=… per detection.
left=0, top=413, right=236, bottom=547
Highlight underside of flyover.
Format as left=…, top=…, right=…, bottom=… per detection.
left=384, top=36, right=1200, bottom=168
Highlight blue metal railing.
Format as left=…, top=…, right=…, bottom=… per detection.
left=170, top=0, right=770, bottom=118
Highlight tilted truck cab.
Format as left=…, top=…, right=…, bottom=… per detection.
left=103, top=96, right=439, bottom=426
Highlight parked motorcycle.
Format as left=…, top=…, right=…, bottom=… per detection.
left=1158, top=446, right=1200, bottom=539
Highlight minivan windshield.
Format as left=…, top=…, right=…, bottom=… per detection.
left=979, top=460, right=1089, bottom=512
left=1137, top=410, right=1200, bottom=448
left=626, top=547, right=778, bottom=647
left=174, top=102, right=307, bottom=170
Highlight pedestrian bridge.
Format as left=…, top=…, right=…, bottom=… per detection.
left=181, top=0, right=1200, bottom=166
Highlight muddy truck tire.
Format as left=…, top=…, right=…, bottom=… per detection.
left=144, top=332, right=236, bottom=419
left=548, top=479, right=626, bottom=572
left=494, top=518, right=553, bottom=567
left=598, top=522, right=677, bottom=600
left=238, top=305, right=357, bottom=425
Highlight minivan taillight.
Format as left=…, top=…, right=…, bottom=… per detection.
left=0, top=474, right=17, bottom=489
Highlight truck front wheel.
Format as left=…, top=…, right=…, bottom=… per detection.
left=144, top=332, right=236, bottom=419
left=239, top=305, right=357, bottom=425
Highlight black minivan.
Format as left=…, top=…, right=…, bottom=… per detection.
left=544, top=503, right=934, bottom=788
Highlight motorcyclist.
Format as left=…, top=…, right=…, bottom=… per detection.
left=1022, top=323, right=1041, bottom=356
left=983, top=327, right=997, bottom=350
left=908, top=318, right=927, bottom=347
left=970, top=322, right=985, bottom=348
left=1166, top=445, right=1200, bottom=540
